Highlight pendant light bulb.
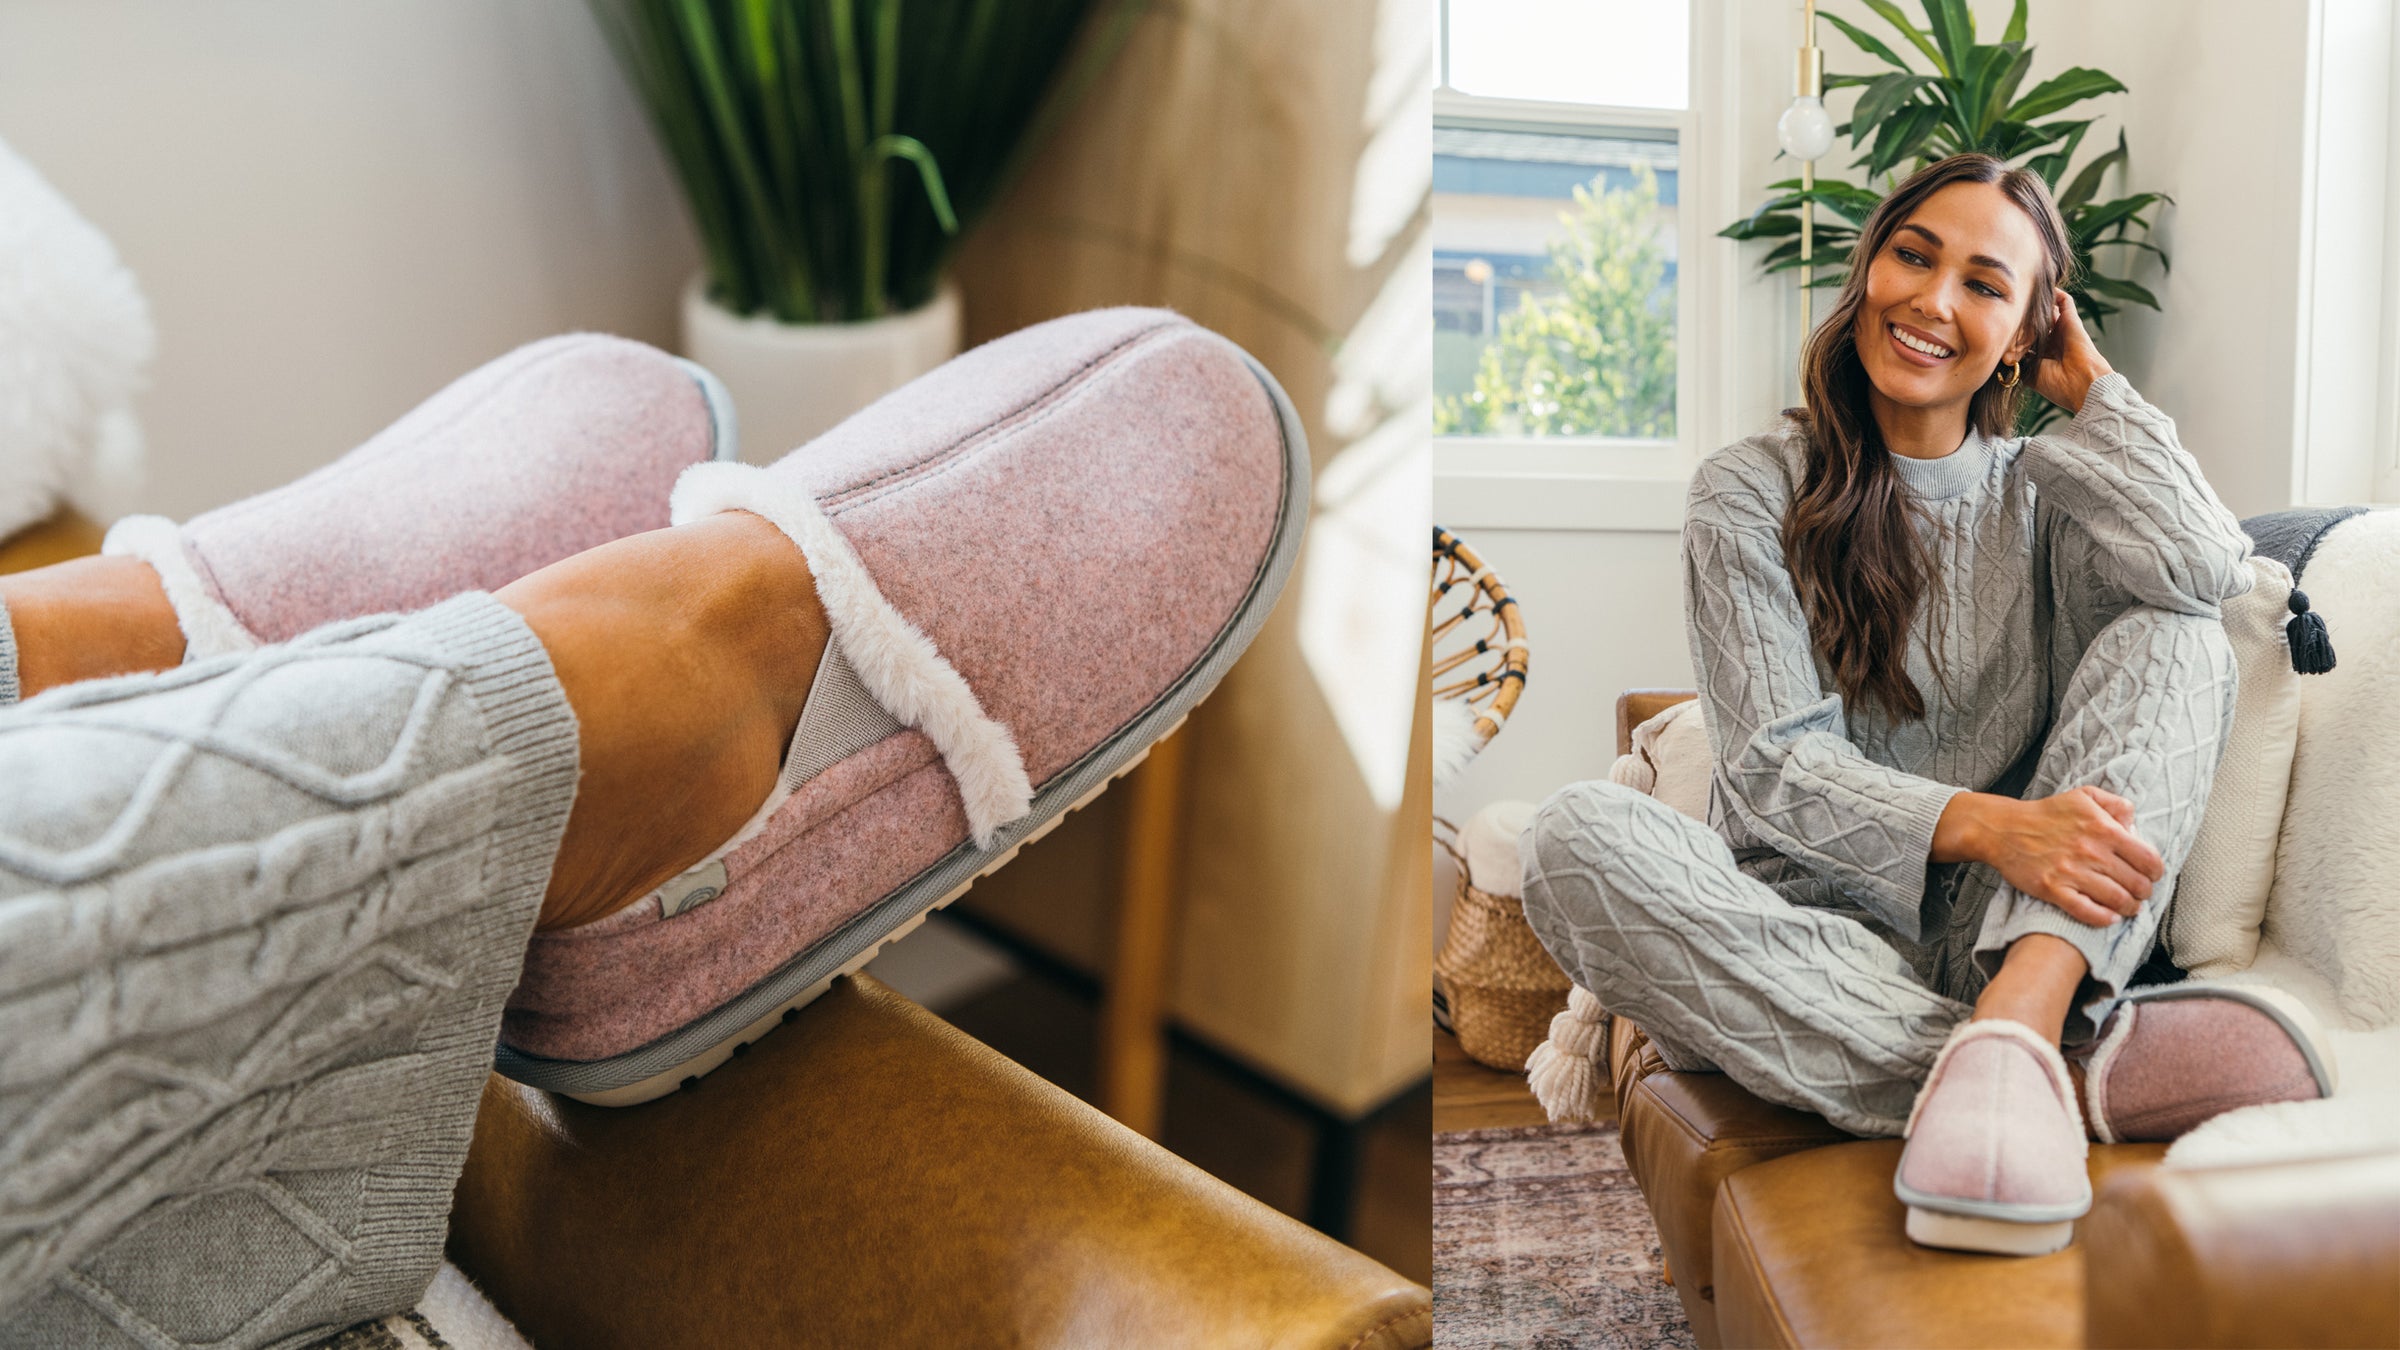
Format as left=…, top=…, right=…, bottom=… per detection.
left=1778, top=95, right=1835, bottom=162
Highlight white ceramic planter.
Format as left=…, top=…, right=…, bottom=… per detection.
left=680, top=276, right=963, bottom=462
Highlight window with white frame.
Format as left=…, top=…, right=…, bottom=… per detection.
left=1434, top=0, right=1692, bottom=474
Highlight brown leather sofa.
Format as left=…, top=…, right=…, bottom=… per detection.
left=449, top=975, right=1433, bottom=1348
left=1606, top=691, right=2400, bottom=1350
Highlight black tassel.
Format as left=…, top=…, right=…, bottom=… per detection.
left=2287, top=589, right=2336, bottom=674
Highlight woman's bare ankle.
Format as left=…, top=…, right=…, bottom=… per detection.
left=500, top=512, right=827, bottom=931
left=1, top=555, right=186, bottom=698
left=1970, top=932, right=2090, bottom=1044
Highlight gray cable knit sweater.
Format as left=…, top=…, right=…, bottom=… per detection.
left=1681, top=372, right=2255, bottom=942
left=0, top=595, right=579, bottom=1348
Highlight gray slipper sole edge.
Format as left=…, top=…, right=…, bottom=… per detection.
left=672, top=357, right=742, bottom=463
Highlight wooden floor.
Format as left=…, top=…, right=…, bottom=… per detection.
left=1434, top=1027, right=1611, bottom=1132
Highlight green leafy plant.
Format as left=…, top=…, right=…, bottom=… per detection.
left=590, top=0, right=1141, bottom=323
left=1435, top=166, right=1677, bottom=439
left=1720, top=0, right=2166, bottom=429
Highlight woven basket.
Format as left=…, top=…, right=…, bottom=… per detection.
left=1435, top=876, right=1573, bottom=1071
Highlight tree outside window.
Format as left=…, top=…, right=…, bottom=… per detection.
left=1435, top=165, right=1676, bottom=439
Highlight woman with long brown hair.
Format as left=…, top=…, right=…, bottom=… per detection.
left=1520, top=153, right=2335, bottom=1257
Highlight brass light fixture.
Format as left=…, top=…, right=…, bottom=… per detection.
left=1775, top=0, right=1835, bottom=339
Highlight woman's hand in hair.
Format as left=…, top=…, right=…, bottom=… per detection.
left=1931, top=784, right=2165, bottom=927
left=2027, top=287, right=2113, bottom=417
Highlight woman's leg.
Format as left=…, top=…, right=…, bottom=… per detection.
left=1965, top=600, right=2240, bottom=1044
left=1972, top=933, right=2090, bottom=1043
left=1520, top=779, right=1970, bottom=1137
left=496, top=513, right=825, bottom=931
left=0, top=556, right=185, bottom=700
left=0, top=513, right=821, bottom=931
left=0, top=513, right=822, bottom=1341
left=1881, top=597, right=2249, bottom=1255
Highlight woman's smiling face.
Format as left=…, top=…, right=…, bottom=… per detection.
left=1853, top=180, right=2047, bottom=416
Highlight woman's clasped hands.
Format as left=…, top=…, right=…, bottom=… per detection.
left=1933, top=784, right=2167, bottom=928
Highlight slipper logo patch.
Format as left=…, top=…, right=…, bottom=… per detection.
left=661, top=859, right=730, bottom=918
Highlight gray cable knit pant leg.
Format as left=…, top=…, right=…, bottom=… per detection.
left=1521, top=782, right=1964, bottom=1135
left=1521, top=603, right=2237, bottom=1137
left=0, top=593, right=579, bottom=1349
left=1965, top=601, right=2239, bottom=1038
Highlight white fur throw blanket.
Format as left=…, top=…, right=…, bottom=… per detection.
left=2169, top=510, right=2400, bottom=1170
left=0, top=136, right=152, bottom=538
left=2259, top=510, right=2400, bottom=1025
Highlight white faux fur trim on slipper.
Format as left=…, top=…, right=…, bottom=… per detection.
left=670, top=461, right=1034, bottom=848
left=2081, top=1000, right=2140, bottom=1144
left=1904, top=1018, right=2088, bottom=1149
left=99, top=513, right=259, bottom=659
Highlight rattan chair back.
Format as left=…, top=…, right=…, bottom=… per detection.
left=1431, top=525, right=1528, bottom=756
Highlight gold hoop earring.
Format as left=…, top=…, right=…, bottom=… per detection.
left=1996, top=360, right=2022, bottom=390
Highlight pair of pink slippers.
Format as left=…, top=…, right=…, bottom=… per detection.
left=102, top=309, right=1308, bottom=1105
left=1895, top=984, right=2336, bottom=1255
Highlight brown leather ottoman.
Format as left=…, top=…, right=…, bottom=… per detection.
left=1611, top=1020, right=1851, bottom=1345
left=1710, top=1139, right=2168, bottom=1349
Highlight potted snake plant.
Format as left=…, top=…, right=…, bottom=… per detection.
left=591, top=0, right=1141, bottom=457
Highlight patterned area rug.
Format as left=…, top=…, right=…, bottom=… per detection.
left=1434, top=1121, right=1696, bottom=1350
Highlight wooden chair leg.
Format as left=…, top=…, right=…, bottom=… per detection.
left=1097, top=725, right=1191, bottom=1138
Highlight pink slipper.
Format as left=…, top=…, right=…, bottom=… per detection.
left=101, top=333, right=736, bottom=652
left=495, top=307, right=1307, bottom=1105
left=2078, top=984, right=2337, bottom=1143
left=1895, top=1019, right=2092, bottom=1256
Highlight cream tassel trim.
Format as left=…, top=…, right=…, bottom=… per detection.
left=100, top=514, right=260, bottom=659
left=1525, top=985, right=1611, bottom=1123
left=670, top=461, right=1035, bottom=848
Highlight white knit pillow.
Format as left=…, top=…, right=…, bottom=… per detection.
left=1461, top=798, right=1537, bottom=898
left=2172, top=554, right=2305, bottom=977
left=1609, top=697, right=1710, bottom=823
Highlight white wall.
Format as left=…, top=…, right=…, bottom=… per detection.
left=0, top=2, right=699, bottom=521
left=2053, top=0, right=2400, bottom=509
left=2034, top=0, right=2323, bottom=517
left=1435, top=524, right=1691, bottom=808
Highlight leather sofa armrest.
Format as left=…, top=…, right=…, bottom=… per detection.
left=2083, top=1151, right=2400, bottom=1349
left=450, top=975, right=1430, bottom=1349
